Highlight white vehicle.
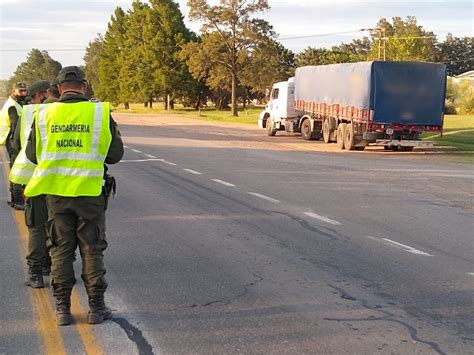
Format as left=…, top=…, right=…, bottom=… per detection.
left=259, top=61, right=446, bottom=150
left=258, top=78, right=321, bottom=140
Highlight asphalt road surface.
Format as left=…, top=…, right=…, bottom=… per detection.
left=1, top=114, right=473, bottom=354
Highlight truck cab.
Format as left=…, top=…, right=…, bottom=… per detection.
left=258, top=79, right=297, bottom=129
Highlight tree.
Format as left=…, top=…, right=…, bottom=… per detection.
left=143, top=0, right=197, bottom=108
left=334, top=37, right=372, bottom=61
left=437, top=34, right=474, bottom=76
left=295, top=47, right=355, bottom=67
left=8, top=49, right=62, bottom=87
left=181, top=33, right=233, bottom=109
left=368, top=16, right=437, bottom=61
left=97, top=7, right=127, bottom=105
left=83, top=34, right=104, bottom=95
left=240, top=39, right=295, bottom=98
left=187, top=0, right=272, bottom=116
left=0, top=80, right=9, bottom=98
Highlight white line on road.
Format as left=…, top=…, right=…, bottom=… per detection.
left=366, top=236, right=433, bottom=256
left=120, top=159, right=164, bottom=163
left=247, top=192, right=280, bottom=203
left=145, top=154, right=157, bottom=159
left=130, top=149, right=142, bottom=153
left=212, top=179, right=235, bottom=187
left=468, top=273, right=474, bottom=276
left=304, top=212, right=341, bottom=226
left=183, top=168, right=203, bottom=175
left=159, top=159, right=177, bottom=166
left=123, top=145, right=128, bottom=148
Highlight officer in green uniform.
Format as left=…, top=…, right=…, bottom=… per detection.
left=1, top=82, right=27, bottom=209
left=25, top=66, right=124, bottom=326
left=43, top=78, right=59, bottom=104
left=10, top=80, right=52, bottom=288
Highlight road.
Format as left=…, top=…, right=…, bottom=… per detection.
left=1, top=114, right=473, bottom=354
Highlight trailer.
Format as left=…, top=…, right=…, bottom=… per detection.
left=259, top=61, right=447, bottom=151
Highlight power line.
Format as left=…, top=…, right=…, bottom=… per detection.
left=278, top=30, right=363, bottom=41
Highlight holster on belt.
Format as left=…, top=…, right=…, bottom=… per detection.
left=103, top=174, right=116, bottom=210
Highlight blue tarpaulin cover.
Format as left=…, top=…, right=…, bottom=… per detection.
left=294, top=61, right=446, bottom=126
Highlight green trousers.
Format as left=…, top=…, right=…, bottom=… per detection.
left=45, top=195, right=108, bottom=299
left=25, top=195, right=50, bottom=275
left=5, top=145, right=23, bottom=205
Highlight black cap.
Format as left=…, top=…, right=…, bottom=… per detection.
left=57, top=66, right=86, bottom=84
left=13, top=82, right=27, bottom=90
left=28, top=80, right=50, bottom=97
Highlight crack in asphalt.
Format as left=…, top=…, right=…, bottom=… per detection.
left=111, top=317, right=154, bottom=355
left=326, top=285, right=446, bottom=355
left=185, top=269, right=264, bottom=308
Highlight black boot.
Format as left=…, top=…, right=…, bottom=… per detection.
left=26, top=273, right=44, bottom=288
left=87, top=295, right=112, bottom=324
left=42, top=255, right=52, bottom=276
left=55, top=297, right=72, bottom=326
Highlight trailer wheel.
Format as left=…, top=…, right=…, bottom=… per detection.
left=336, top=123, right=346, bottom=149
left=266, top=117, right=276, bottom=136
left=343, top=123, right=355, bottom=150
left=323, top=119, right=331, bottom=143
left=401, top=146, right=414, bottom=152
left=301, top=119, right=315, bottom=140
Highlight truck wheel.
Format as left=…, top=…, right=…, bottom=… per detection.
left=401, top=146, right=414, bottom=152
left=301, top=119, right=314, bottom=140
left=323, top=119, right=331, bottom=143
left=336, top=123, right=346, bottom=149
left=266, top=117, right=276, bottom=136
left=343, top=123, right=355, bottom=150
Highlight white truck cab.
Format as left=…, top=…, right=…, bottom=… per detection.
left=258, top=78, right=297, bottom=129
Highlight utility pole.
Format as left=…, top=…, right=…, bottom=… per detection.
left=361, top=27, right=388, bottom=61
left=376, top=27, right=387, bottom=61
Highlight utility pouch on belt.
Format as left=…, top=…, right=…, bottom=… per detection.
left=103, top=174, right=116, bottom=210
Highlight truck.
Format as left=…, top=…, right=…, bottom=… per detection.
left=258, top=61, right=446, bottom=151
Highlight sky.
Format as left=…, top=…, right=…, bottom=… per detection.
left=0, top=0, right=472, bottom=80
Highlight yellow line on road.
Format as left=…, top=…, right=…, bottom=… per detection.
left=2, top=149, right=103, bottom=354
left=71, top=291, right=104, bottom=355
left=1, top=149, right=65, bottom=354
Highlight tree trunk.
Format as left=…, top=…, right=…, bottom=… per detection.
left=149, top=98, right=153, bottom=109
left=124, top=102, right=129, bottom=110
left=167, top=94, right=171, bottom=111
left=195, top=95, right=201, bottom=111
left=170, top=100, right=175, bottom=110
left=144, top=102, right=148, bottom=108
left=231, top=69, right=238, bottom=117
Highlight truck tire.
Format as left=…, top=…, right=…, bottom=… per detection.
left=401, top=146, right=414, bottom=152
left=266, top=117, right=276, bottom=136
left=336, top=123, right=346, bottom=149
left=301, top=119, right=315, bottom=140
left=343, top=123, right=355, bottom=150
left=323, top=119, right=331, bottom=143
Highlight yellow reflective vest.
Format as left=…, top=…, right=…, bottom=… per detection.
left=0, top=97, right=22, bottom=145
left=24, top=101, right=112, bottom=197
left=9, top=104, right=38, bottom=184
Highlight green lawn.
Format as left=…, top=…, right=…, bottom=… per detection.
left=115, top=104, right=473, bottom=152
left=422, top=115, right=474, bottom=151
left=113, top=102, right=261, bottom=125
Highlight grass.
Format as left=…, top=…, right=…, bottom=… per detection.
left=422, top=115, right=474, bottom=152
left=113, top=102, right=261, bottom=125
left=115, top=103, right=473, bottom=152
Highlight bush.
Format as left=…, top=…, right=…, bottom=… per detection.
left=444, top=100, right=457, bottom=114
left=459, top=94, right=474, bottom=114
